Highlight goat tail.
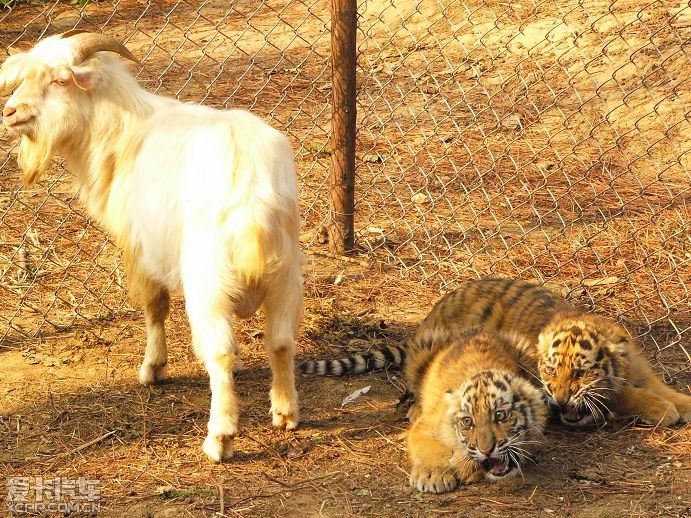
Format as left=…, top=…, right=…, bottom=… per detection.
left=300, top=343, right=406, bottom=376
left=231, top=205, right=268, bottom=285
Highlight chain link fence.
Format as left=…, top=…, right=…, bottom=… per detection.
left=0, top=0, right=334, bottom=342
left=1, top=1, right=689, bottom=377
left=354, top=0, right=690, bottom=376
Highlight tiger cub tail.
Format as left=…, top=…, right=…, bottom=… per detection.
left=300, top=344, right=406, bottom=376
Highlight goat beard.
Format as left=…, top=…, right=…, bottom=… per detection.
left=17, top=128, right=55, bottom=186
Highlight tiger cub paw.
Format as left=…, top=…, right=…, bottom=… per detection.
left=673, top=396, right=691, bottom=422
left=409, top=464, right=459, bottom=493
left=637, top=401, right=680, bottom=427
left=460, top=466, right=486, bottom=484
left=451, top=451, right=486, bottom=484
left=406, top=402, right=422, bottom=423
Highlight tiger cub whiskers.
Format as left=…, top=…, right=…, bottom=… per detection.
left=301, top=278, right=691, bottom=427
left=421, top=278, right=691, bottom=427
left=302, top=323, right=548, bottom=492
left=407, top=328, right=547, bottom=492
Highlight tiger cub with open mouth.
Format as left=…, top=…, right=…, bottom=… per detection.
left=303, top=278, right=691, bottom=427
left=405, top=327, right=547, bottom=492
left=302, top=323, right=547, bottom=492
left=407, top=278, right=691, bottom=427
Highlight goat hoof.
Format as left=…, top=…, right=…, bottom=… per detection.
left=232, top=357, right=245, bottom=374
left=203, top=433, right=235, bottom=462
left=138, top=363, right=167, bottom=385
left=271, top=409, right=299, bottom=431
left=270, top=388, right=299, bottom=430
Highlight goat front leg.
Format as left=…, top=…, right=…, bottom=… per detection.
left=139, top=287, right=170, bottom=384
left=262, top=267, right=302, bottom=430
left=128, top=266, right=170, bottom=385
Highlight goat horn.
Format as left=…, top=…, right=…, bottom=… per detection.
left=59, top=29, right=90, bottom=39
left=0, top=57, right=21, bottom=95
left=62, top=31, right=141, bottom=64
left=0, top=72, right=20, bottom=95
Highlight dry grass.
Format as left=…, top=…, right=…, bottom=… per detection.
left=1, top=0, right=690, bottom=516
left=1, top=255, right=689, bottom=517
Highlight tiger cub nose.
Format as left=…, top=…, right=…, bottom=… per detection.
left=560, top=401, right=576, bottom=412
left=480, top=443, right=495, bottom=456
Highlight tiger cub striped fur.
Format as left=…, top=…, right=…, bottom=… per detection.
left=301, top=278, right=691, bottom=427
left=409, top=278, right=691, bottom=427
left=406, top=327, right=547, bottom=492
left=301, top=342, right=405, bottom=376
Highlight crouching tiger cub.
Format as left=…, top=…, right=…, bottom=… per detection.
left=302, top=325, right=547, bottom=492
left=301, top=278, right=691, bottom=428
left=405, top=327, right=547, bottom=492
left=405, top=278, right=691, bottom=427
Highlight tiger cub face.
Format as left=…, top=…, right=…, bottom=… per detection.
left=444, top=369, right=547, bottom=480
left=537, top=314, right=630, bottom=426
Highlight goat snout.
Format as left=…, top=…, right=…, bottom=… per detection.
left=3, top=105, right=17, bottom=118
left=2, top=104, right=35, bottom=132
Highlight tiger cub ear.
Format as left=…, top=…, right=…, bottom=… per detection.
left=600, top=320, right=633, bottom=358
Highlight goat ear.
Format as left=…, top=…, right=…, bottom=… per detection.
left=68, top=65, right=99, bottom=90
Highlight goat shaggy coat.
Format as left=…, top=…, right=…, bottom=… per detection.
left=0, top=31, right=304, bottom=461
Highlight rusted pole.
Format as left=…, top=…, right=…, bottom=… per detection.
left=329, top=0, right=357, bottom=254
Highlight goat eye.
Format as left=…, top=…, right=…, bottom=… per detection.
left=495, top=409, right=508, bottom=421
left=460, top=416, right=473, bottom=429
left=53, top=78, right=69, bottom=86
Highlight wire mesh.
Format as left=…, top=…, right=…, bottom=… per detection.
left=0, top=0, right=689, bottom=377
left=0, top=0, right=334, bottom=344
left=356, top=0, right=691, bottom=376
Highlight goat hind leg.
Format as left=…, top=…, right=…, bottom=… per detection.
left=202, top=344, right=239, bottom=462
left=185, top=284, right=239, bottom=462
left=263, top=269, right=302, bottom=430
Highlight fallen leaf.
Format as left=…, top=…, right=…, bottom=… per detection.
left=308, top=142, right=332, bottom=155
left=582, top=276, right=619, bottom=287
left=500, top=113, right=523, bottom=130
left=341, top=386, right=371, bottom=407
left=363, top=153, right=383, bottom=164
left=411, top=193, right=427, bottom=205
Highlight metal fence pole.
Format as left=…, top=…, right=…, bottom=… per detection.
left=328, top=0, right=357, bottom=254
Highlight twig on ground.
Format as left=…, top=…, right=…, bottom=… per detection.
left=56, top=430, right=116, bottom=458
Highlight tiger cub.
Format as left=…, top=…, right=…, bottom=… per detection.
left=301, top=278, right=691, bottom=427
left=413, top=278, right=691, bottom=427
left=405, top=327, right=547, bottom=492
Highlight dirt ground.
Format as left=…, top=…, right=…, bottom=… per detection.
left=1, top=253, right=690, bottom=517
left=1, top=0, right=690, bottom=517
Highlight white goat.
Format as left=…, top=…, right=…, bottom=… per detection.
left=0, top=31, right=303, bottom=461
